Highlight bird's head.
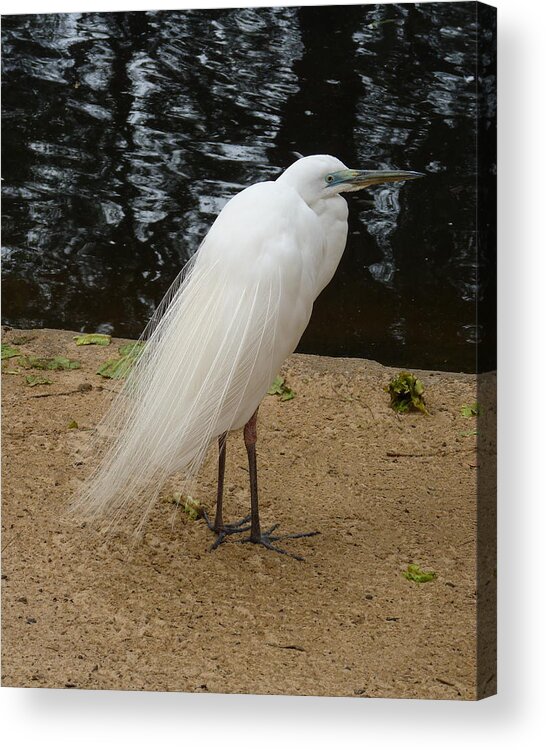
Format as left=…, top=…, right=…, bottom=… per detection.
left=277, top=154, right=423, bottom=205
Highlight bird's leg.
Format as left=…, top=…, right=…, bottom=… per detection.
left=244, top=409, right=261, bottom=542
left=239, top=408, right=320, bottom=561
left=202, top=433, right=251, bottom=549
left=213, top=432, right=228, bottom=533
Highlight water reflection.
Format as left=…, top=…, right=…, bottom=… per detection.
left=1, top=3, right=493, bottom=372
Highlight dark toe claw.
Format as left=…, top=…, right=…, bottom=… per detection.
left=262, top=522, right=281, bottom=536
left=270, top=530, right=320, bottom=542
left=202, top=510, right=252, bottom=551
left=228, top=514, right=252, bottom=529
left=203, top=509, right=319, bottom=560
left=236, top=526, right=320, bottom=561
left=253, top=536, right=305, bottom=561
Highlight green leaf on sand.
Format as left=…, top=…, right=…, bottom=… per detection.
left=403, top=563, right=437, bottom=583
left=184, top=496, right=202, bottom=521
left=267, top=375, right=295, bottom=402
left=118, top=342, right=145, bottom=358
left=25, top=374, right=52, bottom=387
left=48, top=356, right=81, bottom=370
left=96, top=357, right=133, bottom=379
left=10, top=334, right=35, bottom=345
left=73, top=333, right=111, bottom=346
left=268, top=375, right=284, bottom=395
left=461, top=403, right=480, bottom=418
left=19, top=355, right=81, bottom=371
left=1, top=344, right=21, bottom=360
left=385, top=371, right=429, bottom=415
left=67, top=420, right=79, bottom=429
left=172, top=492, right=202, bottom=521
left=96, top=342, right=145, bottom=379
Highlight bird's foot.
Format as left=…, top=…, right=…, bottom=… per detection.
left=237, top=524, right=320, bottom=561
left=202, top=510, right=252, bottom=551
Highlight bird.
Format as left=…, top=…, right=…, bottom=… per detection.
left=71, top=154, right=422, bottom=560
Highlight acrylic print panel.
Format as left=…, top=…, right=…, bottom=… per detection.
left=1, top=2, right=496, bottom=699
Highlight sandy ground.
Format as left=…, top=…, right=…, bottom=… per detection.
left=2, top=327, right=490, bottom=699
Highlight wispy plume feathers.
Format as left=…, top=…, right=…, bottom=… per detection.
left=69, top=239, right=283, bottom=534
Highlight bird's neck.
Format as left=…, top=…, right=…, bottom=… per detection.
left=311, top=195, right=349, bottom=297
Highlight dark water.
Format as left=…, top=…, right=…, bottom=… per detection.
left=1, top=3, right=495, bottom=372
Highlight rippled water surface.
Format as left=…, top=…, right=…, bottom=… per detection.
left=2, top=3, right=494, bottom=371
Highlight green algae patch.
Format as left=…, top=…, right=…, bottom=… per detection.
left=118, top=342, right=145, bottom=358
left=403, top=563, right=437, bottom=583
left=461, top=403, right=480, bottom=418
left=74, top=333, right=112, bottom=346
left=25, top=374, right=53, bottom=387
left=268, top=375, right=295, bottom=402
left=19, top=355, right=81, bottom=371
left=97, top=358, right=133, bottom=379
left=1, top=344, right=21, bottom=360
left=96, top=342, right=145, bottom=379
left=172, top=492, right=202, bottom=521
left=385, top=372, right=429, bottom=415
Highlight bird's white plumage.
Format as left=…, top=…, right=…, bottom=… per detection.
left=70, top=155, right=354, bottom=531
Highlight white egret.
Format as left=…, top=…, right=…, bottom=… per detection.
left=72, top=154, right=422, bottom=559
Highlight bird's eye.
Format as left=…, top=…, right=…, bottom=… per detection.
left=326, top=175, right=334, bottom=184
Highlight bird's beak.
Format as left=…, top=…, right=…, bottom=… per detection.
left=331, top=169, right=424, bottom=190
